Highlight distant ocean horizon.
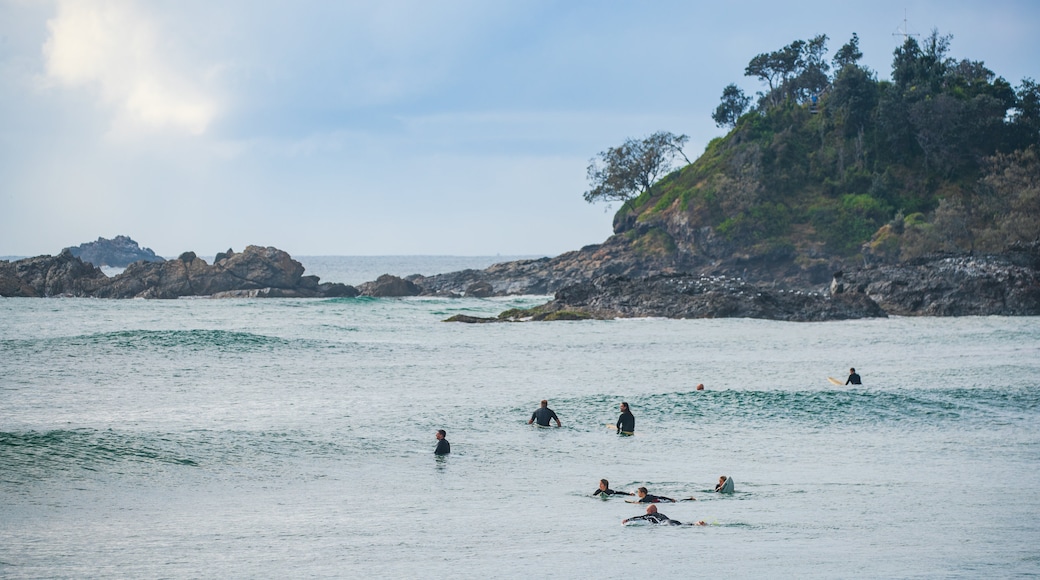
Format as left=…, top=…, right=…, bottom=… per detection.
left=2, top=255, right=546, bottom=288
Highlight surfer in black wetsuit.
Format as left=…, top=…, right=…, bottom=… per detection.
left=630, top=486, right=676, bottom=503
left=623, top=504, right=706, bottom=525
left=846, top=368, right=862, bottom=385
left=434, top=429, right=450, bottom=455
left=528, top=399, right=561, bottom=427
left=616, top=402, right=634, bottom=434
left=593, top=479, right=634, bottom=497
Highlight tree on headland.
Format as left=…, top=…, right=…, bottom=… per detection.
left=584, top=131, right=690, bottom=205
left=713, top=84, right=752, bottom=128
left=744, top=34, right=829, bottom=109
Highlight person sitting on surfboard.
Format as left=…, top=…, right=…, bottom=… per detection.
left=623, top=504, right=706, bottom=526
left=846, top=368, right=862, bottom=385
left=434, top=429, right=450, bottom=455
left=528, top=399, right=561, bottom=427
left=715, top=475, right=734, bottom=493
left=616, top=402, right=634, bottom=435
left=629, top=487, right=675, bottom=503
left=593, top=479, right=634, bottom=497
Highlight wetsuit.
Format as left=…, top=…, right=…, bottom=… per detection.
left=593, top=488, right=632, bottom=497
left=434, top=439, right=450, bottom=455
left=626, top=513, right=682, bottom=525
left=715, top=476, right=734, bottom=493
left=531, top=407, right=559, bottom=427
left=616, top=410, right=635, bottom=434
left=846, top=373, right=862, bottom=385
left=637, top=494, right=676, bottom=503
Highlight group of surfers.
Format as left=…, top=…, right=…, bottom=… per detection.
left=435, top=398, right=737, bottom=525
left=596, top=478, right=735, bottom=525
left=523, top=398, right=734, bottom=526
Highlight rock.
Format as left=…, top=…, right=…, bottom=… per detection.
left=1, top=244, right=355, bottom=300
left=464, top=281, right=494, bottom=298
left=501, top=273, right=887, bottom=321
left=0, top=250, right=109, bottom=297
left=64, top=235, right=164, bottom=268
left=842, top=244, right=1040, bottom=316
left=318, top=282, right=360, bottom=298
left=97, top=245, right=309, bottom=299
left=443, top=314, right=502, bottom=323
left=358, top=274, right=422, bottom=297
left=214, top=248, right=235, bottom=263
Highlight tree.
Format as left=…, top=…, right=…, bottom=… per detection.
left=1012, top=78, right=1040, bottom=148
left=584, top=132, right=690, bottom=205
left=832, top=33, right=863, bottom=71
left=744, top=35, right=830, bottom=109
left=790, top=34, right=830, bottom=104
left=827, top=63, right=878, bottom=136
left=712, top=84, right=752, bottom=128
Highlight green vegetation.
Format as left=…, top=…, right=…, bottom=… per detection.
left=594, top=30, right=1040, bottom=264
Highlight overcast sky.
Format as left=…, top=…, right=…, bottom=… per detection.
left=2, top=0, right=1037, bottom=258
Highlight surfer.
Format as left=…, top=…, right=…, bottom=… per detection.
left=623, top=504, right=706, bottom=526
left=616, top=402, right=634, bottom=434
left=715, top=475, right=734, bottom=493
left=434, top=429, right=450, bottom=455
left=593, top=479, right=634, bottom=497
left=846, top=368, right=862, bottom=385
left=528, top=399, right=561, bottom=427
left=629, top=487, right=676, bottom=503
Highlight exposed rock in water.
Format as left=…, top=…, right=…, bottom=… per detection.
left=0, top=249, right=110, bottom=297
left=65, top=235, right=164, bottom=268
left=358, top=274, right=422, bottom=297
left=1, top=245, right=358, bottom=299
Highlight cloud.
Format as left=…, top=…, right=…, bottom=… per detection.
left=42, top=0, right=217, bottom=136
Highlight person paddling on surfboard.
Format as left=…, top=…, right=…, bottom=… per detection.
left=623, top=504, right=706, bottom=526
left=528, top=399, right=561, bottom=427
left=627, top=486, right=676, bottom=503
left=593, top=479, right=634, bottom=497
left=846, top=368, right=862, bottom=385
left=616, top=402, right=634, bottom=435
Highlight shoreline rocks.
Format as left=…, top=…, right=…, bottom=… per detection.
left=4, top=238, right=1037, bottom=320
left=446, top=273, right=887, bottom=323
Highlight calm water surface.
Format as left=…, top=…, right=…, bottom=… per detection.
left=1, top=257, right=1038, bottom=578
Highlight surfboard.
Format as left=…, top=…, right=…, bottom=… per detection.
left=606, top=423, right=634, bottom=435
left=827, top=376, right=843, bottom=385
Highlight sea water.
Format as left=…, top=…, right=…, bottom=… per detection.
left=1, top=257, right=1039, bottom=578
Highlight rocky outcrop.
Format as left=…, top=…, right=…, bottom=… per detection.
left=0, top=249, right=110, bottom=297
left=461, top=242, right=1039, bottom=322
left=411, top=236, right=691, bottom=297
left=842, top=243, right=1040, bottom=316
left=481, top=273, right=887, bottom=322
left=358, top=274, right=422, bottom=297
left=1, top=245, right=358, bottom=299
left=65, top=235, right=164, bottom=268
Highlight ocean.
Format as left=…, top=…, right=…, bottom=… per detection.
left=1, top=256, right=1039, bottom=578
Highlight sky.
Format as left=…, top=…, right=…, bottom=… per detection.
left=1, top=0, right=1038, bottom=258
